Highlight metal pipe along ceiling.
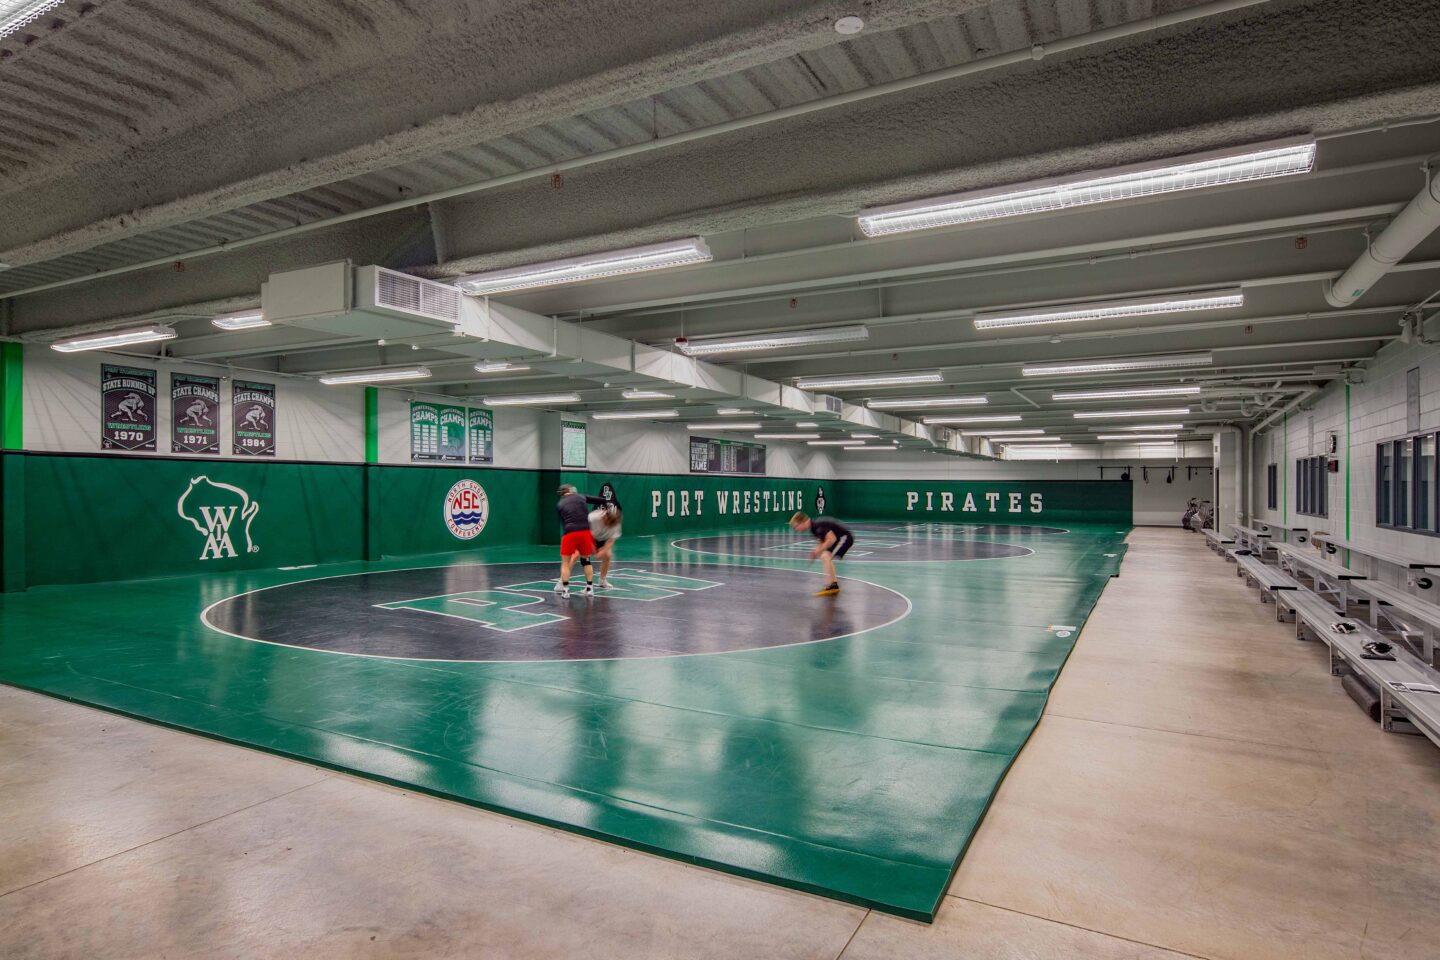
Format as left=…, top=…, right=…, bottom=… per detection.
left=0, top=0, right=1279, bottom=302
left=1325, top=170, right=1440, bottom=307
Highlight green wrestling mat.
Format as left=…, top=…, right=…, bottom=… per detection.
left=0, top=521, right=1128, bottom=920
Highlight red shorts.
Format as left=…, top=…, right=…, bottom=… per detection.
left=560, top=530, right=597, bottom=558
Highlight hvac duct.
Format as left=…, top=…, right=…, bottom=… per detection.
left=1325, top=170, right=1440, bottom=307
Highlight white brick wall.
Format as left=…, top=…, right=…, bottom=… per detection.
left=1250, top=338, right=1440, bottom=579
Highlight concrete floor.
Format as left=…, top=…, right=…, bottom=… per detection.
left=3, top=527, right=1439, bottom=959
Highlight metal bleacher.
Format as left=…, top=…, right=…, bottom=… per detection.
left=1209, top=521, right=1440, bottom=753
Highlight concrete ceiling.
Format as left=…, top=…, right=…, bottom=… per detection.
left=3, top=0, right=1440, bottom=452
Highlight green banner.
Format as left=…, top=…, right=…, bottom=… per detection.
left=561, top=420, right=587, bottom=468
left=833, top=479, right=1131, bottom=525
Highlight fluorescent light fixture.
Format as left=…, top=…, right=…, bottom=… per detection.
left=866, top=395, right=987, bottom=409
left=1, top=1, right=64, bottom=40
left=754, top=432, right=821, bottom=440
left=796, top=422, right=818, bottom=428
left=211, top=310, right=270, bottom=331
left=975, top=288, right=1243, bottom=330
left=621, top=389, right=674, bottom=400
left=687, top=422, right=763, bottom=431
left=960, top=429, right=1044, bottom=437
left=455, top=238, right=712, bottom=295
left=1053, top=385, right=1202, bottom=401
left=475, top=361, right=531, bottom=373
left=715, top=408, right=751, bottom=415
left=851, top=433, right=880, bottom=439
left=808, top=440, right=866, bottom=446
left=319, top=366, right=431, bottom=385
left=591, top=409, right=679, bottom=420
left=1023, top=353, right=1213, bottom=377
left=846, top=445, right=901, bottom=451
left=922, top=414, right=1023, bottom=425
left=50, top=324, right=177, bottom=353
left=1087, top=423, right=1185, bottom=432
left=857, top=138, right=1316, bottom=236
left=1073, top=407, right=1190, bottom=419
left=482, top=392, right=582, bottom=406
left=1096, top=433, right=1181, bottom=441
left=678, top=325, right=868, bottom=357
left=796, top=371, right=943, bottom=390
left=995, top=436, right=1065, bottom=443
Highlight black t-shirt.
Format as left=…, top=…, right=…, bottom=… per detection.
left=809, top=518, right=852, bottom=543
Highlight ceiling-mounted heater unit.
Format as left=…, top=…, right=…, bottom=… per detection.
left=816, top=394, right=845, bottom=417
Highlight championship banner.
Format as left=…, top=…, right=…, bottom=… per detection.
left=468, top=408, right=494, bottom=464
left=232, top=380, right=277, bottom=456
left=410, top=401, right=467, bottom=462
left=100, top=363, right=158, bottom=451
left=170, top=372, right=220, bottom=454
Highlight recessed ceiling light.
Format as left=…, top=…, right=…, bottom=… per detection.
left=319, top=366, right=431, bottom=385
left=50, top=324, right=177, bottom=353
left=455, top=238, right=711, bottom=296
left=857, top=138, right=1315, bottom=236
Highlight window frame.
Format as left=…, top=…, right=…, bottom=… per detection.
left=1266, top=463, right=1278, bottom=510
left=1295, top=454, right=1328, bottom=518
left=1376, top=429, right=1440, bottom=536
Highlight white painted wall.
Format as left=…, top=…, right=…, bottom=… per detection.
left=24, top=349, right=362, bottom=462
left=1249, top=338, right=1440, bottom=575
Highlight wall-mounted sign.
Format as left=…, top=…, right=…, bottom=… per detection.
left=468, top=408, right=494, bottom=464
left=170, top=372, right=220, bottom=454
left=232, top=380, right=276, bottom=456
left=410, top=401, right=466, bottom=462
left=100, top=364, right=157, bottom=452
left=562, top=420, right=587, bottom=468
left=690, top=435, right=766, bottom=475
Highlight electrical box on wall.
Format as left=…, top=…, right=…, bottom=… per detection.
left=1328, top=458, right=1340, bottom=473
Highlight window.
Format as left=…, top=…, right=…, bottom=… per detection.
left=1378, top=443, right=1393, bottom=525
left=1396, top=439, right=1412, bottom=528
left=1266, top=463, right=1278, bottom=510
left=1376, top=431, right=1440, bottom=535
left=1296, top=455, right=1327, bottom=518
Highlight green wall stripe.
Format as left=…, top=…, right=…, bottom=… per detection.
left=364, top=387, right=379, bottom=465
left=1, top=342, right=21, bottom=451
left=1345, top=383, right=1352, bottom=539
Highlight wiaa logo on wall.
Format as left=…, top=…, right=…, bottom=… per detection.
left=444, top=479, right=489, bottom=540
left=177, top=476, right=261, bottom=560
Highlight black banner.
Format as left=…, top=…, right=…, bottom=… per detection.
left=170, top=372, right=220, bottom=454
left=100, top=364, right=157, bottom=451
left=232, top=380, right=276, bottom=456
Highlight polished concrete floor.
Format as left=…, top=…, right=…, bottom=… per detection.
left=3, top=527, right=1439, bottom=958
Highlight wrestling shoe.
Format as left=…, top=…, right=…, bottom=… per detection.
left=582, top=584, right=595, bottom=597
left=814, top=583, right=841, bottom=596
left=553, top=581, right=565, bottom=594
left=598, top=578, right=613, bottom=590
left=558, top=585, right=570, bottom=599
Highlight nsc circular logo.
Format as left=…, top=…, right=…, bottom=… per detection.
left=444, top=479, right=489, bottom=540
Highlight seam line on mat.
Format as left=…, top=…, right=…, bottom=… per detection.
left=950, top=897, right=1212, bottom=960
left=1041, top=711, right=1329, bottom=753
left=0, top=777, right=328, bottom=901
